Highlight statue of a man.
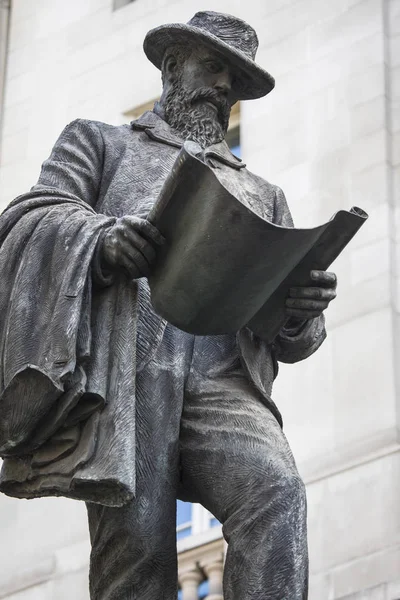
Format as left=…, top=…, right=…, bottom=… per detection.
left=0, top=11, right=337, bottom=600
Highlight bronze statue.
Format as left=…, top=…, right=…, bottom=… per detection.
left=0, top=11, right=340, bottom=600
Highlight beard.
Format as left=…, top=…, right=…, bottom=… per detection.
left=163, top=79, right=231, bottom=149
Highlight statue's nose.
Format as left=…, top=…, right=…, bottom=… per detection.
left=214, top=70, right=232, bottom=95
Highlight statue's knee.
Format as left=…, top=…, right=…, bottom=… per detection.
left=252, top=464, right=306, bottom=511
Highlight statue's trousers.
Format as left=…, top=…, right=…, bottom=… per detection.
left=86, top=324, right=308, bottom=600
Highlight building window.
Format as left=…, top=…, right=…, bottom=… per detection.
left=113, top=0, right=135, bottom=10
left=176, top=501, right=220, bottom=542
left=176, top=500, right=193, bottom=540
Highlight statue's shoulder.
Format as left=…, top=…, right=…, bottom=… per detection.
left=62, top=118, right=134, bottom=143
left=241, top=164, right=280, bottom=200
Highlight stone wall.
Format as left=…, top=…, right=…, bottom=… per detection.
left=0, top=1, right=398, bottom=598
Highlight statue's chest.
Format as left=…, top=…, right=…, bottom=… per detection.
left=97, top=136, right=179, bottom=219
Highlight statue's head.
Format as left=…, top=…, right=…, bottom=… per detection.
left=144, top=11, right=275, bottom=148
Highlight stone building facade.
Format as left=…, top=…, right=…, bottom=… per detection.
left=0, top=0, right=399, bottom=598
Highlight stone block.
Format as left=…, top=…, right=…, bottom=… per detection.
left=309, top=572, right=334, bottom=600
left=3, top=70, right=35, bottom=108
left=391, top=272, right=400, bottom=314
left=259, top=29, right=308, bottom=78
left=309, top=56, right=345, bottom=96
left=0, top=497, right=88, bottom=580
left=339, top=584, right=387, bottom=599
left=308, top=450, right=400, bottom=573
left=347, top=64, right=385, bottom=106
left=6, top=45, right=35, bottom=80
left=268, top=126, right=309, bottom=174
left=308, top=146, right=352, bottom=218
left=275, top=331, right=336, bottom=467
left=392, top=130, right=400, bottom=165
left=51, top=569, right=90, bottom=600
left=247, top=1, right=312, bottom=48
left=34, top=0, right=94, bottom=39
left=0, top=163, right=34, bottom=208
left=349, top=130, right=386, bottom=173
left=111, top=0, right=181, bottom=29
left=331, top=265, right=390, bottom=328
left=309, top=32, right=383, bottom=89
left=309, top=0, right=382, bottom=60
left=68, top=30, right=127, bottom=78
left=350, top=237, right=390, bottom=286
left=309, top=0, right=355, bottom=27
left=309, top=104, right=350, bottom=158
left=388, top=98, right=400, bottom=134
left=389, top=34, right=400, bottom=68
left=1, top=129, right=28, bottom=167
left=66, top=6, right=112, bottom=52
left=5, top=582, right=53, bottom=600
left=54, top=540, right=90, bottom=577
left=9, top=0, right=38, bottom=23
left=346, top=32, right=385, bottom=75
left=1, top=100, right=32, bottom=138
left=333, top=545, right=400, bottom=599
left=391, top=65, right=400, bottom=101
left=394, top=164, right=400, bottom=198
left=8, top=12, right=36, bottom=53
left=388, top=0, right=400, bottom=36
left=258, top=0, right=301, bottom=18
left=350, top=95, right=386, bottom=141
left=30, top=29, right=68, bottom=73
left=331, top=308, right=396, bottom=451
left=350, top=163, right=389, bottom=213
left=387, top=578, right=400, bottom=599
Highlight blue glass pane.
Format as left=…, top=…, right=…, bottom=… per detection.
left=176, top=500, right=192, bottom=526
left=199, top=580, right=210, bottom=598
left=178, top=591, right=183, bottom=600
left=230, top=144, right=241, bottom=159
left=176, top=525, right=192, bottom=540
left=210, top=517, right=220, bottom=527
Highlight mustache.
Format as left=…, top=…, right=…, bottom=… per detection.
left=189, top=88, right=230, bottom=121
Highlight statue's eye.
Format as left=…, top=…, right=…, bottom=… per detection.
left=206, top=60, right=222, bottom=74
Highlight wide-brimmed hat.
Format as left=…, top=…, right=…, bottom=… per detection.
left=143, top=11, right=275, bottom=101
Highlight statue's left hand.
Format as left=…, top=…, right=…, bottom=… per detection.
left=285, top=270, right=337, bottom=319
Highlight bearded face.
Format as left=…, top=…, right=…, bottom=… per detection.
left=163, top=73, right=232, bottom=149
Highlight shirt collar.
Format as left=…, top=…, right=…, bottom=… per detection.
left=130, top=111, right=246, bottom=170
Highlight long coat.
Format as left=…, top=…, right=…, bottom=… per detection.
left=0, top=112, right=325, bottom=506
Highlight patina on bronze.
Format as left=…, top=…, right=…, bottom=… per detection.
left=0, top=11, right=344, bottom=600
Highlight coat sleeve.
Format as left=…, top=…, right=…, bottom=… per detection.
left=32, top=118, right=115, bottom=287
left=0, top=119, right=115, bottom=455
left=271, top=185, right=327, bottom=364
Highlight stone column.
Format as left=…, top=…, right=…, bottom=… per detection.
left=179, top=566, right=203, bottom=600
left=203, top=557, right=224, bottom=600
left=0, top=0, right=10, bottom=161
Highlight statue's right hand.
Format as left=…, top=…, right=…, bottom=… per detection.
left=101, top=216, right=165, bottom=279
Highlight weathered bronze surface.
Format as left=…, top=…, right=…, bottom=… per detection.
left=0, top=11, right=344, bottom=600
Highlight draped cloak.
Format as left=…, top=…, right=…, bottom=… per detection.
left=0, top=114, right=326, bottom=507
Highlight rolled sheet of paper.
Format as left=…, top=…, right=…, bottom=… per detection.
left=147, top=142, right=368, bottom=342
